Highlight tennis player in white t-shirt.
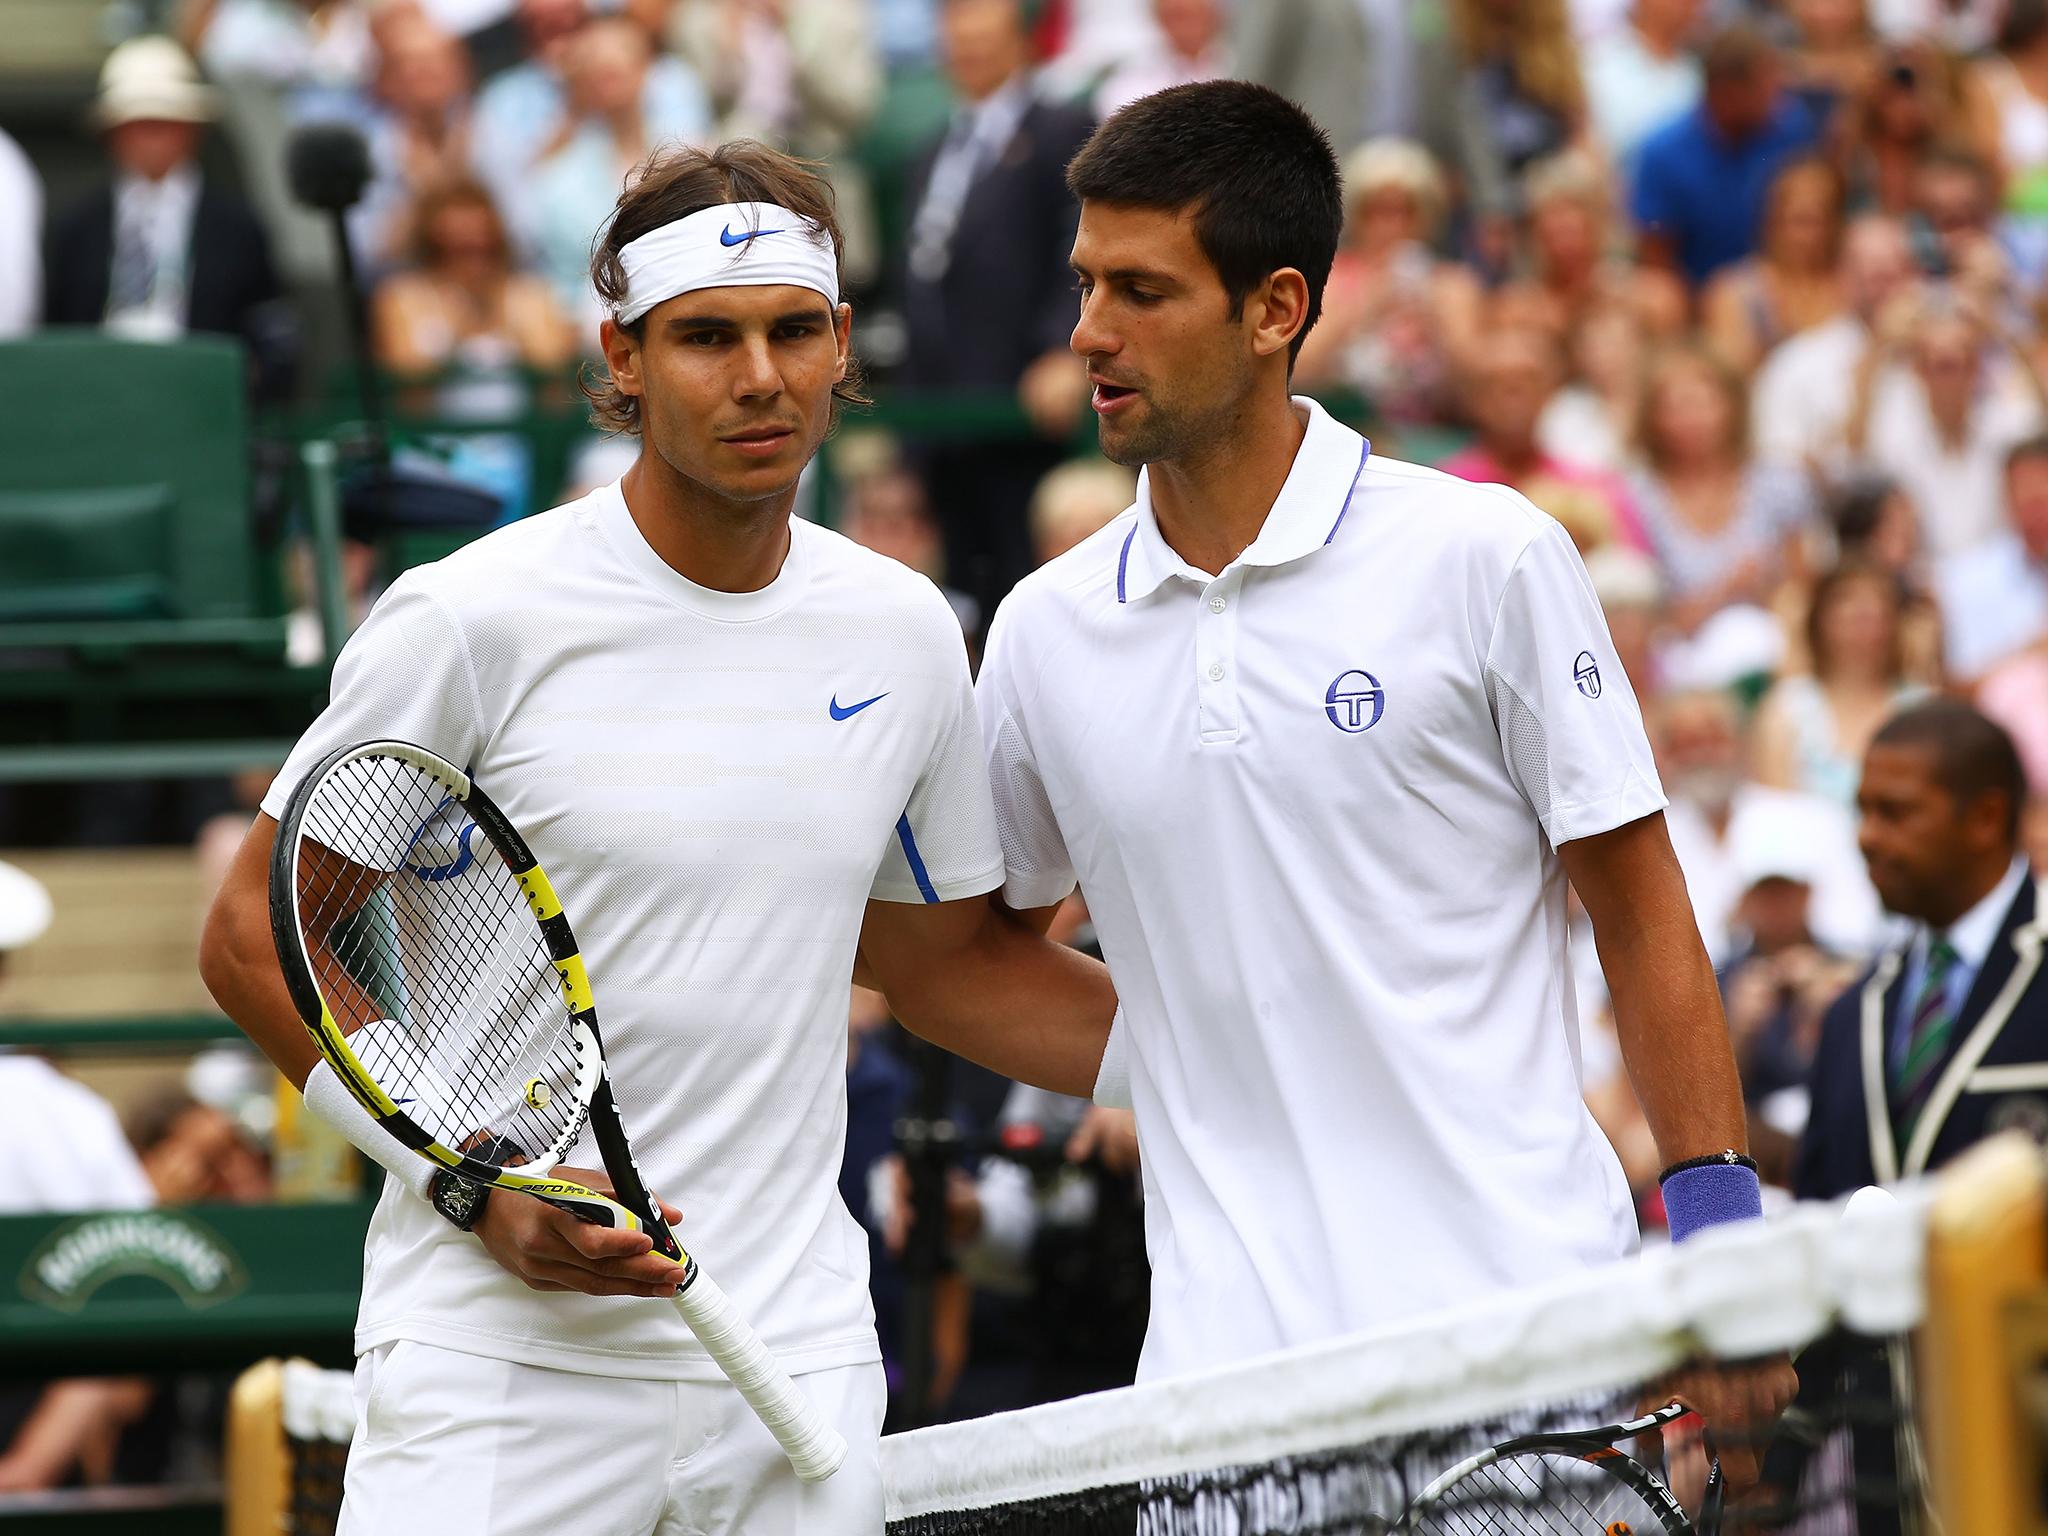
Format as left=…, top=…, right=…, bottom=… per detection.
left=200, top=143, right=1114, bottom=1535
left=972, top=82, right=1797, bottom=1486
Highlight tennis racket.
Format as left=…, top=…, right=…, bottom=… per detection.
left=267, top=738, right=848, bottom=1481
left=1399, top=1401, right=1722, bottom=1535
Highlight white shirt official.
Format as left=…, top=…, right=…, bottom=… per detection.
left=977, top=398, right=1663, bottom=1381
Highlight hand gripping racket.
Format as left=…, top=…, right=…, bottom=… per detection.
left=1399, top=1400, right=1723, bottom=1534
left=268, top=739, right=848, bottom=1481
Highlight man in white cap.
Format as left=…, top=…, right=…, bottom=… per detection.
left=201, top=140, right=1115, bottom=1533
left=43, top=36, right=286, bottom=391
left=0, top=859, right=160, bottom=1493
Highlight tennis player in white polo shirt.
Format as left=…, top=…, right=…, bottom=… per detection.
left=973, top=82, right=1796, bottom=1484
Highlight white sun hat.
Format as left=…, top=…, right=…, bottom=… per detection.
left=93, top=36, right=221, bottom=129
left=0, top=859, right=53, bottom=952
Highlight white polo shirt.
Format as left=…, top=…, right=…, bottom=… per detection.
left=976, top=398, right=1664, bottom=1382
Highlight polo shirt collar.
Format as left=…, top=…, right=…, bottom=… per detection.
left=1115, top=396, right=1370, bottom=605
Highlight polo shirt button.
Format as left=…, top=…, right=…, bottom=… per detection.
left=1207, top=662, right=1225, bottom=681
left=1208, top=596, right=1226, bottom=613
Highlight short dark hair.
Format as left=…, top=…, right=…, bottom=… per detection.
left=2005, top=430, right=2048, bottom=480
left=1702, top=22, right=1775, bottom=83
left=1828, top=473, right=1899, bottom=552
left=1872, top=698, right=2027, bottom=842
left=585, top=140, right=870, bottom=436
left=1066, top=81, right=1342, bottom=366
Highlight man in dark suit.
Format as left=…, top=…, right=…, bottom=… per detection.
left=43, top=36, right=290, bottom=399
left=901, top=0, right=1093, bottom=630
left=1782, top=700, right=2039, bottom=1533
left=1797, top=699, right=2044, bottom=1201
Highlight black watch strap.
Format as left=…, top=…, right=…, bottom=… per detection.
left=430, top=1169, right=491, bottom=1231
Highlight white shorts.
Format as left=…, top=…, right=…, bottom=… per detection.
left=337, top=1339, right=886, bottom=1536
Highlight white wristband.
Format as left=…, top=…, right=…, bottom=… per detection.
left=303, top=1056, right=435, bottom=1202
left=1093, top=1005, right=1132, bottom=1110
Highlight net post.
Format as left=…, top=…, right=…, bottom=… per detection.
left=224, top=1358, right=289, bottom=1536
left=1919, top=1131, right=2048, bottom=1534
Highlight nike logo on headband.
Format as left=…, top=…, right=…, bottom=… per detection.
left=720, top=223, right=786, bottom=247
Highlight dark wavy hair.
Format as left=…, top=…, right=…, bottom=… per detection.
left=584, top=140, right=871, bottom=436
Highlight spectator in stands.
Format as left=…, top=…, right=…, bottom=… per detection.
left=1538, top=304, right=1647, bottom=474
left=1752, top=213, right=1915, bottom=474
left=1582, top=0, right=1704, bottom=176
left=1701, top=156, right=1847, bottom=377
left=1448, top=0, right=1587, bottom=183
left=1633, top=24, right=1823, bottom=289
left=1843, top=40, right=1959, bottom=216
left=1963, top=0, right=2048, bottom=284
left=1935, top=433, right=2048, bottom=681
left=1292, top=139, right=1483, bottom=424
left=1028, top=458, right=1134, bottom=564
left=838, top=461, right=979, bottom=638
left=1826, top=475, right=1946, bottom=679
left=0, top=126, right=37, bottom=338
left=1846, top=281, right=2047, bottom=559
left=521, top=14, right=674, bottom=330
left=1629, top=344, right=1813, bottom=633
left=1440, top=327, right=1646, bottom=555
left=125, top=1088, right=272, bottom=1204
left=1233, top=0, right=1505, bottom=224
left=1906, top=144, right=2007, bottom=286
left=1655, top=688, right=1881, bottom=965
left=1752, top=562, right=1929, bottom=808
left=372, top=177, right=573, bottom=389
left=1497, top=146, right=1688, bottom=345
left=0, top=861, right=156, bottom=1494
left=328, top=7, right=474, bottom=271
left=900, top=0, right=1093, bottom=626
left=1796, top=700, right=2043, bottom=1197
left=1782, top=0, right=1882, bottom=126
left=371, top=177, right=573, bottom=520
left=1094, top=0, right=1227, bottom=119
left=472, top=0, right=711, bottom=248
left=1718, top=808, right=1859, bottom=1102
left=1584, top=542, right=1665, bottom=696
left=668, top=0, right=882, bottom=282
left=43, top=38, right=289, bottom=395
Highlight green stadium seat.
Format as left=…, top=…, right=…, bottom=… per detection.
left=0, top=330, right=279, bottom=655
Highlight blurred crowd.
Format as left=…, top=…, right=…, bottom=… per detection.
left=8, top=0, right=2048, bottom=1482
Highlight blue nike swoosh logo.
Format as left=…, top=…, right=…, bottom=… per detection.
left=720, top=224, right=785, bottom=247
left=829, top=692, right=888, bottom=721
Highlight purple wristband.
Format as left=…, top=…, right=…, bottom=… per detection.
left=1662, top=1161, right=1764, bottom=1243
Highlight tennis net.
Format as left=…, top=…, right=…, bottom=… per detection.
left=880, top=1185, right=1939, bottom=1534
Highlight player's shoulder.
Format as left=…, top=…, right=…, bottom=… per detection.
left=385, top=491, right=603, bottom=611
left=999, top=507, right=1137, bottom=624
left=795, top=516, right=971, bottom=639
left=1350, top=453, right=1558, bottom=572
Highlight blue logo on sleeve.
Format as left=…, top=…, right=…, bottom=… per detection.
left=830, top=692, right=888, bottom=721
left=1573, top=651, right=1602, bottom=699
left=720, top=224, right=786, bottom=247
left=1324, top=670, right=1385, bottom=733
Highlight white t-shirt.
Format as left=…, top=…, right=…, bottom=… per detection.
left=1936, top=529, right=2048, bottom=680
left=1859, top=362, right=2045, bottom=559
left=0, top=1057, right=155, bottom=1213
left=1751, top=315, right=1867, bottom=474
left=977, top=398, right=1659, bottom=1382
left=262, top=481, right=1003, bottom=1379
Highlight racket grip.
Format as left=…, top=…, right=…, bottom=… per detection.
left=674, top=1268, right=849, bottom=1482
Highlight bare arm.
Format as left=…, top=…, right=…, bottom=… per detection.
left=199, top=814, right=323, bottom=1088
left=1559, top=812, right=1747, bottom=1168
left=859, top=894, right=1113, bottom=1098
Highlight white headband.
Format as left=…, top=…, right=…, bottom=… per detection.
left=613, top=201, right=840, bottom=324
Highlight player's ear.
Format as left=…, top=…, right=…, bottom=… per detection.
left=832, top=302, right=853, bottom=385
left=600, top=317, right=645, bottom=399
left=1248, top=268, right=1311, bottom=361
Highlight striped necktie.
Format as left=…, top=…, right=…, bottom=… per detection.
left=1892, top=936, right=1960, bottom=1148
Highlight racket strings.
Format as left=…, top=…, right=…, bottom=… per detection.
left=292, top=754, right=585, bottom=1170
left=1414, top=1449, right=1680, bottom=1535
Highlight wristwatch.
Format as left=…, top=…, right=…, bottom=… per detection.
left=429, top=1169, right=492, bottom=1232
